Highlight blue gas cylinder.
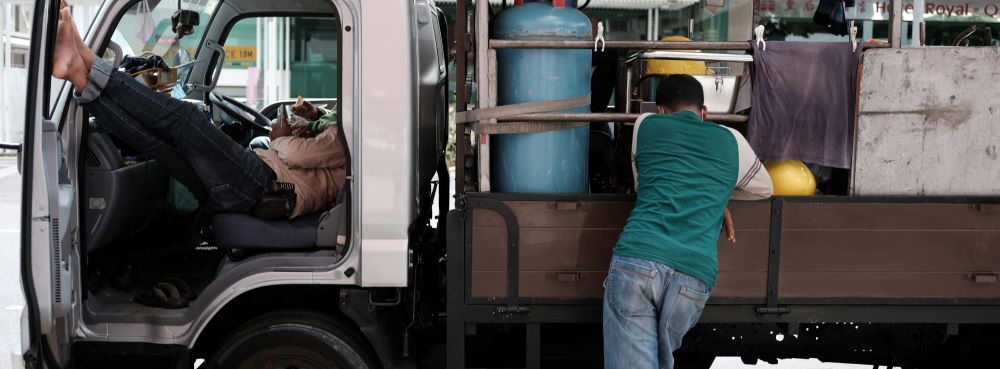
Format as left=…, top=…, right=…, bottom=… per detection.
left=491, top=0, right=592, bottom=193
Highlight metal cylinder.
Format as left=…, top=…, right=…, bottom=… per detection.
left=491, top=1, right=592, bottom=193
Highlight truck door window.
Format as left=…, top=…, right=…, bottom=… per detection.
left=220, top=16, right=340, bottom=109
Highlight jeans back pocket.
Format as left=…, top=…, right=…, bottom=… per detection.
left=606, top=257, right=657, bottom=317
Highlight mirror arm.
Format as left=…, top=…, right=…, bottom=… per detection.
left=0, top=142, right=21, bottom=152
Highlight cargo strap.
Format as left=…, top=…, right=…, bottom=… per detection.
left=455, top=93, right=591, bottom=135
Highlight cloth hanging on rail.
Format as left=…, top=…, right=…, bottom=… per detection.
left=747, top=41, right=862, bottom=169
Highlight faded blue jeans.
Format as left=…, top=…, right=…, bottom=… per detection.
left=74, top=58, right=274, bottom=212
left=603, top=255, right=712, bottom=369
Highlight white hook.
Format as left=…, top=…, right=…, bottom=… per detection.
left=594, top=21, right=606, bottom=52
left=849, top=20, right=858, bottom=52
left=754, top=25, right=766, bottom=51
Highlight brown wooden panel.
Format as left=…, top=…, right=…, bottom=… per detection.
left=470, top=271, right=507, bottom=299
left=722, top=202, right=772, bottom=229
left=781, top=230, right=1000, bottom=272
left=471, top=228, right=617, bottom=271
left=472, top=201, right=634, bottom=229
left=782, top=203, right=1000, bottom=230
left=475, top=272, right=769, bottom=300
left=519, top=271, right=607, bottom=299
left=717, top=230, right=770, bottom=272
left=473, top=200, right=772, bottom=229
left=470, top=224, right=508, bottom=271
left=779, top=272, right=1000, bottom=299
left=779, top=202, right=1000, bottom=300
left=714, top=272, right=767, bottom=299
left=469, top=200, right=772, bottom=300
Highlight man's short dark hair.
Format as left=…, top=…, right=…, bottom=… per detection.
left=654, top=74, right=705, bottom=111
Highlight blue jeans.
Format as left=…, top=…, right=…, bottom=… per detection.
left=76, top=58, right=274, bottom=213
left=603, top=255, right=712, bottom=369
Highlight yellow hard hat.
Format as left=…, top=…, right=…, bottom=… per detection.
left=646, top=36, right=711, bottom=76
left=764, top=160, right=817, bottom=196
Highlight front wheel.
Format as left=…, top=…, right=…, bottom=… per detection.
left=205, top=310, right=380, bottom=369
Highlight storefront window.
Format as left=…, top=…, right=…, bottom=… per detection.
left=760, top=0, right=999, bottom=45
left=221, top=16, right=340, bottom=107
left=439, top=0, right=755, bottom=41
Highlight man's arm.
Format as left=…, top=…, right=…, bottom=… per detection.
left=724, top=127, right=773, bottom=200
left=308, top=107, right=338, bottom=135
left=270, top=128, right=345, bottom=169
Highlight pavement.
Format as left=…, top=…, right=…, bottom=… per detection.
left=0, top=160, right=886, bottom=369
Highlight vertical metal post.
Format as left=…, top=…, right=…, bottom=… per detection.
left=653, top=8, right=660, bottom=40
left=911, top=0, right=924, bottom=46
left=890, top=0, right=903, bottom=48
left=763, top=199, right=784, bottom=310
left=648, top=9, right=654, bottom=40
left=454, top=0, right=469, bottom=194
left=614, top=58, right=628, bottom=114
left=445, top=210, right=467, bottom=369
left=526, top=323, right=541, bottom=369
left=475, top=0, right=492, bottom=192
left=0, top=4, right=7, bottom=146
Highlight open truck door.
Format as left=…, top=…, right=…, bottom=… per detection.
left=20, top=0, right=78, bottom=368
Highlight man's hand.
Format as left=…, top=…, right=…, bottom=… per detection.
left=269, top=115, right=293, bottom=140
left=291, top=100, right=320, bottom=121
left=722, top=208, right=736, bottom=243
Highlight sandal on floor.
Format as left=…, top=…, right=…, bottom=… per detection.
left=132, top=282, right=189, bottom=309
left=160, top=277, right=197, bottom=301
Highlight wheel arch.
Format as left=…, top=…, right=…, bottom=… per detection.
left=189, top=285, right=400, bottom=369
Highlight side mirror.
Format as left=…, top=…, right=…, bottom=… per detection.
left=0, top=142, right=22, bottom=175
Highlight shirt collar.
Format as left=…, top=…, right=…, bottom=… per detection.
left=672, top=110, right=703, bottom=122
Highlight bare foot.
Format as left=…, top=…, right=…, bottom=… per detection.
left=64, top=8, right=95, bottom=68
left=52, top=8, right=87, bottom=89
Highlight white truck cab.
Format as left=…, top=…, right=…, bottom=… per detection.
left=18, top=0, right=448, bottom=368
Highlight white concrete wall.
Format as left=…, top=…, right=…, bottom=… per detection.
left=0, top=66, right=25, bottom=146
left=852, top=47, right=1000, bottom=195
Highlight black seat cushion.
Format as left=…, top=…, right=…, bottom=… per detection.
left=212, top=212, right=322, bottom=250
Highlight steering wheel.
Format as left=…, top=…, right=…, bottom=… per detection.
left=208, top=92, right=271, bottom=134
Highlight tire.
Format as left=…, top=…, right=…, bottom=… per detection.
left=205, top=310, right=380, bottom=369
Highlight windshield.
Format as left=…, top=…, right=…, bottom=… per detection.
left=104, top=0, right=219, bottom=88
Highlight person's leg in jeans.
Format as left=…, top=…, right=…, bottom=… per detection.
left=603, top=255, right=660, bottom=369
left=54, top=7, right=271, bottom=212
left=79, top=91, right=209, bottom=202
left=86, top=58, right=273, bottom=211
left=655, top=264, right=711, bottom=368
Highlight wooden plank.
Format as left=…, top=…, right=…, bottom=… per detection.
left=473, top=201, right=770, bottom=229
left=780, top=230, right=1000, bottom=272
left=475, top=0, right=492, bottom=192
left=890, top=0, right=903, bottom=48
left=472, top=271, right=768, bottom=299
left=779, top=272, right=1000, bottom=299
left=782, top=203, right=1000, bottom=230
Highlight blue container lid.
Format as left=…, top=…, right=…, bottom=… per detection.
left=492, top=1, right=592, bottom=41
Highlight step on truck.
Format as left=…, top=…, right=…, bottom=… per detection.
left=14, top=0, right=1000, bottom=368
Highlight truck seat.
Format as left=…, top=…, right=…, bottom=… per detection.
left=212, top=202, right=347, bottom=250
left=212, top=102, right=352, bottom=252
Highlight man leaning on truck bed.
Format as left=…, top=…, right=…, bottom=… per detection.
left=604, top=74, right=774, bottom=369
